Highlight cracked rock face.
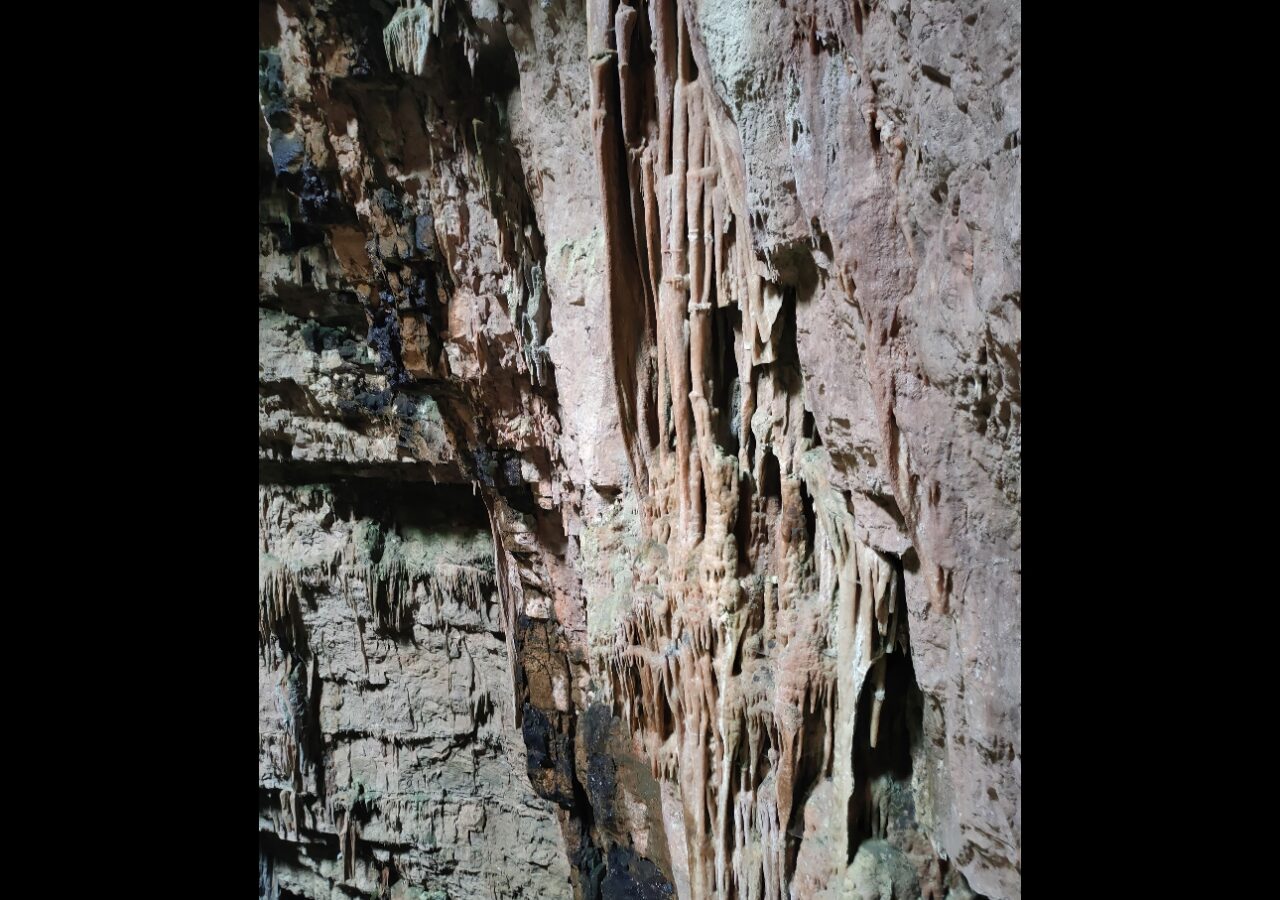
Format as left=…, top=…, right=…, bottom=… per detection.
left=258, top=1, right=1019, bottom=899
left=259, top=482, right=571, bottom=899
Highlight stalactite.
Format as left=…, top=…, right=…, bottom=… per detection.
left=591, top=5, right=653, bottom=494
left=260, top=563, right=307, bottom=663
left=575, top=2, right=926, bottom=897
left=615, top=3, right=641, bottom=147
left=868, top=655, right=887, bottom=749
left=340, top=808, right=359, bottom=880
left=664, top=74, right=693, bottom=532
left=383, top=2, right=438, bottom=77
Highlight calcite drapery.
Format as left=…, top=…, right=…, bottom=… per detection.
left=259, top=0, right=1020, bottom=897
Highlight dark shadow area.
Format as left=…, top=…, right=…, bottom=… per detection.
left=848, top=572, right=925, bottom=860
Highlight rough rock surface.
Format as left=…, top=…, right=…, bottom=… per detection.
left=259, top=482, right=571, bottom=899
left=259, top=1, right=1020, bottom=899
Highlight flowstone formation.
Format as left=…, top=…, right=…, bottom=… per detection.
left=259, top=1, right=1020, bottom=899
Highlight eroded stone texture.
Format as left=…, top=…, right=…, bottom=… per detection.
left=259, top=1, right=1019, bottom=898
left=258, top=481, right=572, bottom=899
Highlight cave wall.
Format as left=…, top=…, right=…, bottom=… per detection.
left=258, top=482, right=571, bottom=898
left=258, top=1, right=1020, bottom=898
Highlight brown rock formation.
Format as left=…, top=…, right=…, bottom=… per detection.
left=259, top=1, right=1020, bottom=898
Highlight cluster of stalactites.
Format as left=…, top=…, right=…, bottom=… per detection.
left=591, top=0, right=783, bottom=530
left=600, top=584, right=718, bottom=773
left=260, top=562, right=308, bottom=665
left=356, top=558, right=496, bottom=635
left=385, top=0, right=487, bottom=79
left=259, top=550, right=496, bottom=664
left=591, top=306, right=908, bottom=892
left=596, top=512, right=904, bottom=897
left=262, top=646, right=326, bottom=851
left=383, top=0, right=449, bottom=76
left=583, top=2, right=919, bottom=898
left=813, top=483, right=906, bottom=747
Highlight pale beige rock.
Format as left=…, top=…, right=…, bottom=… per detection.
left=258, top=484, right=571, bottom=899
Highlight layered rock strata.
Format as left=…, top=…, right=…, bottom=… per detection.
left=259, top=1, right=1020, bottom=898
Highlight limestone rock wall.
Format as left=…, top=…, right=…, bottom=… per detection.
left=259, top=482, right=571, bottom=899
left=259, top=1, right=1020, bottom=898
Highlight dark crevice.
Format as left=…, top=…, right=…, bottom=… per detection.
left=761, top=451, right=782, bottom=501
left=785, top=705, right=829, bottom=883
left=799, top=480, right=816, bottom=556
left=848, top=563, right=924, bottom=861
left=920, top=64, right=952, bottom=88
left=734, top=473, right=753, bottom=575
left=712, top=305, right=742, bottom=456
